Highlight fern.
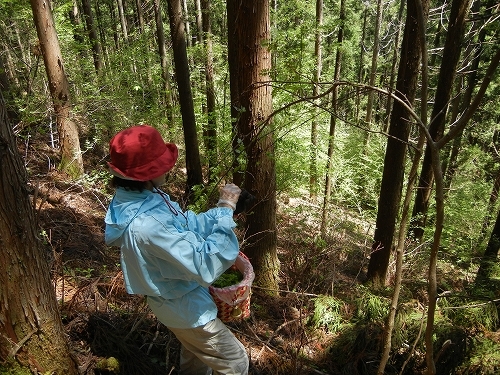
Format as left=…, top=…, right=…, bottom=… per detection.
left=310, top=295, right=344, bottom=332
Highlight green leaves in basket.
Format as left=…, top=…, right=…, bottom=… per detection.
left=212, top=269, right=243, bottom=288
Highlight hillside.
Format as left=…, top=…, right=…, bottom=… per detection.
left=21, top=127, right=500, bottom=375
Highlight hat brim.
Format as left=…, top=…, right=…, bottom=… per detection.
left=108, top=142, right=178, bottom=181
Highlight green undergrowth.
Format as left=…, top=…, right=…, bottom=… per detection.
left=309, top=285, right=500, bottom=374
left=456, top=335, right=500, bottom=374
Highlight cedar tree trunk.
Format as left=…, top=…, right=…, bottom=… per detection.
left=0, top=95, right=78, bottom=374
left=366, top=0, right=428, bottom=287
left=227, top=0, right=279, bottom=292
left=30, top=0, right=84, bottom=178
left=166, top=0, right=204, bottom=197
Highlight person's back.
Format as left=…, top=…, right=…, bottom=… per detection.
left=105, top=125, right=249, bottom=374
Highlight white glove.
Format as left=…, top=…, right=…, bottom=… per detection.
left=217, top=183, right=241, bottom=210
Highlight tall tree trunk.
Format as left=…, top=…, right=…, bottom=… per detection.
left=227, top=0, right=279, bottom=292
left=194, top=0, right=203, bottom=45
left=166, top=0, right=203, bottom=197
left=309, top=0, right=323, bottom=199
left=95, top=0, right=110, bottom=67
left=201, top=0, right=217, bottom=183
left=425, top=46, right=500, bottom=375
left=476, top=207, right=500, bottom=283
left=481, top=168, right=500, bottom=238
left=443, top=0, right=486, bottom=189
left=153, top=0, right=174, bottom=124
left=182, top=0, right=192, bottom=48
left=108, top=1, right=120, bottom=50
left=82, top=0, right=103, bottom=74
left=364, top=0, right=383, bottom=133
left=116, top=0, right=129, bottom=42
left=68, top=0, right=85, bottom=51
left=135, top=0, right=145, bottom=33
left=0, top=43, right=19, bottom=122
left=378, top=0, right=430, bottom=368
left=440, top=78, right=463, bottom=186
left=410, top=0, right=473, bottom=242
left=227, top=0, right=243, bottom=186
left=355, top=8, right=368, bottom=122
left=366, top=0, right=428, bottom=287
left=321, top=0, right=344, bottom=236
left=383, top=0, right=405, bottom=132
left=30, top=0, right=84, bottom=178
left=0, top=94, right=79, bottom=375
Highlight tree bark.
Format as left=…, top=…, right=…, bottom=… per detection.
left=227, top=0, right=279, bottom=292
left=116, top=0, right=129, bottom=42
left=355, top=8, right=368, bottom=122
left=378, top=0, right=430, bottom=369
left=153, top=0, right=175, bottom=124
left=135, top=0, right=145, bottom=33
left=182, top=0, right=192, bottom=48
left=476, top=207, right=500, bottom=283
left=481, top=168, right=500, bottom=239
left=0, top=94, right=79, bottom=374
left=383, top=0, right=405, bottom=132
left=443, top=0, right=486, bottom=189
left=309, top=0, right=323, bottom=199
left=321, top=0, right=344, bottom=236
left=94, top=0, right=110, bottom=66
left=194, top=0, right=203, bottom=45
left=366, top=0, right=428, bottom=287
left=0, top=42, right=19, bottom=122
left=82, top=0, right=103, bottom=74
left=30, top=0, right=84, bottom=178
left=227, top=0, right=243, bottom=186
left=364, top=0, right=383, bottom=130
left=166, top=0, right=203, bottom=197
left=410, top=0, right=473, bottom=241
left=201, top=0, right=217, bottom=183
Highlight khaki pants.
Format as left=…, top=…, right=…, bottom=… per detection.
left=168, top=318, right=249, bottom=375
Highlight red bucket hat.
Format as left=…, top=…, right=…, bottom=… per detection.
left=108, top=125, right=178, bottom=181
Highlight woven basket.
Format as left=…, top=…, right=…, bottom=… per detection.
left=209, top=252, right=255, bottom=322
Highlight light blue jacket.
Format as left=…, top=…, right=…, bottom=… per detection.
left=104, top=187, right=240, bottom=328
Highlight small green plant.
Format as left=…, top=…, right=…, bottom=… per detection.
left=69, top=267, right=94, bottom=279
left=310, top=295, right=344, bottom=332
left=79, top=169, right=109, bottom=190
left=39, top=229, right=49, bottom=245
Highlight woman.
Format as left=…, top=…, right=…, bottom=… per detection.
left=105, top=125, right=249, bottom=375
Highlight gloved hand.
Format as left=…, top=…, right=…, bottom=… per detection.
left=217, top=183, right=241, bottom=210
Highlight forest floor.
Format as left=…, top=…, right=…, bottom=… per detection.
left=24, top=131, right=371, bottom=375
left=21, top=129, right=492, bottom=375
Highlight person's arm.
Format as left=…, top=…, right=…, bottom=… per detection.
left=133, top=211, right=240, bottom=286
left=184, top=183, right=242, bottom=239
